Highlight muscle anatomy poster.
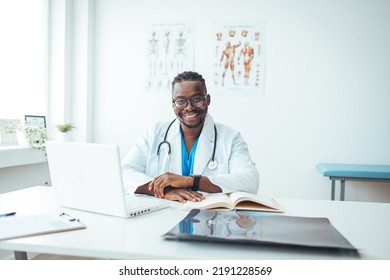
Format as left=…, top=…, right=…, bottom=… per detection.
left=212, top=21, right=266, bottom=95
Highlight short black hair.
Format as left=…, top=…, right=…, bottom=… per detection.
left=172, top=71, right=207, bottom=94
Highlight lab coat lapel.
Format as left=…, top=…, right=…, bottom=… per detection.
left=193, top=115, right=215, bottom=175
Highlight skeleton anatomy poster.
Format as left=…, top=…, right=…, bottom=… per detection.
left=212, top=21, right=266, bottom=95
left=145, top=22, right=194, bottom=94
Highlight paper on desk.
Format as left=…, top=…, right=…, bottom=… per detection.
left=0, top=213, right=86, bottom=241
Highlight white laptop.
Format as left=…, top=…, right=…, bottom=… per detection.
left=46, top=141, right=169, bottom=218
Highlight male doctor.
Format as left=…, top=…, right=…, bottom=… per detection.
left=121, top=71, right=259, bottom=203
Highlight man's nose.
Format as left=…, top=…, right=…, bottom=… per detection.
left=185, top=100, right=195, bottom=110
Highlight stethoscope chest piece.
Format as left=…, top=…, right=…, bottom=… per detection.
left=208, top=160, right=218, bottom=170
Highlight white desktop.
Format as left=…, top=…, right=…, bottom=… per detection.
left=0, top=186, right=389, bottom=260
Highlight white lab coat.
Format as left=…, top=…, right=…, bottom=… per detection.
left=121, top=114, right=259, bottom=194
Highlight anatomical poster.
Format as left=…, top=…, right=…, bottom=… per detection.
left=212, top=21, right=266, bottom=95
left=144, top=22, right=194, bottom=94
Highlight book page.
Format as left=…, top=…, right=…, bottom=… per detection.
left=181, top=193, right=233, bottom=210
left=0, top=213, right=85, bottom=241
left=228, top=191, right=282, bottom=210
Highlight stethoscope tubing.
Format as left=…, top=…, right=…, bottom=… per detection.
left=156, top=118, right=218, bottom=169
left=156, top=119, right=176, bottom=156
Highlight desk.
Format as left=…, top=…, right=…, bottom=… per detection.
left=1, top=186, right=390, bottom=260
left=316, top=163, right=390, bottom=201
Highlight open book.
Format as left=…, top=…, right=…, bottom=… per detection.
left=181, top=191, right=283, bottom=212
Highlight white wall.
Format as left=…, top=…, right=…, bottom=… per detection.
left=89, top=0, right=390, bottom=202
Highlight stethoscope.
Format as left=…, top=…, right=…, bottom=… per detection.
left=157, top=119, right=218, bottom=170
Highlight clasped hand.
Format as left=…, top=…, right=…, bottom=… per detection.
left=148, top=172, right=204, bottom=203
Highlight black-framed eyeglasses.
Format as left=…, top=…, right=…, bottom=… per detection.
left=172, top=94, right=208, bottom=110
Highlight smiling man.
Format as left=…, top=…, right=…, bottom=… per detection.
left=121, top=71, right=259, bottom=202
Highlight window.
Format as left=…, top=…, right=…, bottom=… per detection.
left=0, top=0, right=48, bottom=119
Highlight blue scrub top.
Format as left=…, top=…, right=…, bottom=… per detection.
left=180, top=128, right=199, bottom=176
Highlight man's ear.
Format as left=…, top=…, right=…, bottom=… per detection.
left=207, top=94, right=211, bottom=105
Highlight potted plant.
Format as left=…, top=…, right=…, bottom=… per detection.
left=55, top=123, right=76, bottom=141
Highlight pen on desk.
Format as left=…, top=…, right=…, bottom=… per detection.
left=0, top=212, right=16, bottom=218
